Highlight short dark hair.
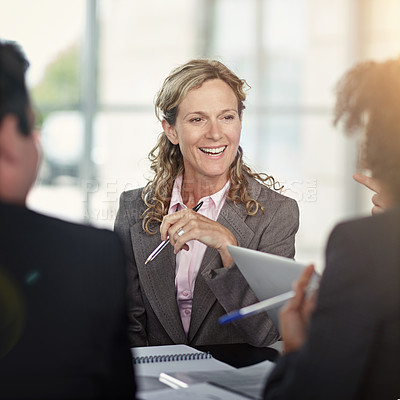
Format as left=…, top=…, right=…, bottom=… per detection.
left=0, top=40, right=31, bottom=135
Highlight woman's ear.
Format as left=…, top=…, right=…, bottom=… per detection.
left=0, top=114, right=39, bottom=205
left=162, top=120, right=179, bottom=145
left=0, top=115, right=19, bottom=161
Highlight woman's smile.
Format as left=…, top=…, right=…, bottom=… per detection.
left=199, top=145, right=227, bottom=156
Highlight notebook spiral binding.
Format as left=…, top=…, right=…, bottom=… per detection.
left=133, top=352, right=212, bottom=364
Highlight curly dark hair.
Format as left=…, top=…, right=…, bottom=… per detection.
left=334, top=57, right=400, bottom=202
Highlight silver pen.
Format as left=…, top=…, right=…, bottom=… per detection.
left=144, top=201, right=203, bottom=265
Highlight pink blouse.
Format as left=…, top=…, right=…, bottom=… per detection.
left=168, top=175, right=230, bottom=335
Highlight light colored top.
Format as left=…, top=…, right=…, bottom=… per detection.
left=168, top=175, right=230, bottom=334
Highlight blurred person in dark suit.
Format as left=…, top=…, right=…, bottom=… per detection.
left=0, top=40, right=136, bottom=399
left=263, top=57, right=400, bottom=399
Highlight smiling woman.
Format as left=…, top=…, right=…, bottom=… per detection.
left=114, top=59, right=300, bottom=348
left=162, top=79, right=241, bottom=198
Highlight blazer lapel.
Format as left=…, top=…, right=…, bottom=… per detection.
left=130, top=222, right=187, bottom=343
left=188, top=199, right=256, bottom=342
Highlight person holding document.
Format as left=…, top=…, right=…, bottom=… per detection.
left=263, top=58, right=400, bottom=399
left=115, top=59, right=299, bottom=348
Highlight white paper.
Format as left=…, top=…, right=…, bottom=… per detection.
left=131, top=344, right=234, bottom=378
left=138, top=382, right=251, bottom=400
left=158, top=359, right=275, bottom=400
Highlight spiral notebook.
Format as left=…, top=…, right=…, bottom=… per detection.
left=131, top=345, right=235, bottom=378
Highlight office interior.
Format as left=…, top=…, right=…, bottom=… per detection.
left=1, top=0, right=399, bottom=270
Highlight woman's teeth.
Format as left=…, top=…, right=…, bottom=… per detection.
left=200, top=146, right=226, bottom=155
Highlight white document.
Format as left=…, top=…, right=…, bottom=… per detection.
left=138, top=382, right=251, bottom=400
left=227, top=245, right=314, bottom=326
left=158, top=359, right=275, bottom=400
left=228, top=245, right=308, bottom=301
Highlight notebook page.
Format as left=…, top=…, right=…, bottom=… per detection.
left=131, top=344, right=235, bottom=378
left=131, top=344, right=203, bottom=359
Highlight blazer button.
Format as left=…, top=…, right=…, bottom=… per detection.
left=207, top=270, right=216, bottom=279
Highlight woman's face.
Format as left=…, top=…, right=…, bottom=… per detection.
left=164, top=79, right=242, bottom=187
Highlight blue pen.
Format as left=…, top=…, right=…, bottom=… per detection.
left=219, top=291, right=295, bottom=324
left=219, top=277, right=319, bottom=324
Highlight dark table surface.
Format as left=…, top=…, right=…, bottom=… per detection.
left=194, top=343, right=279, bottom=368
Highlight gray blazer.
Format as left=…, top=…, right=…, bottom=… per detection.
left=115, top=177, right=299, bottom=347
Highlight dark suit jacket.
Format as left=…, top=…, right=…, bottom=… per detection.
left=264, top=207, right=400, bottom=400
left=114, top=177, right=299, bottom=348
left=0, top=202, right=136, bottom=399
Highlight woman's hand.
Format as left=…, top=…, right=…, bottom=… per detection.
left=160, top=208, right=238, bottom=268
left=280, top=264, right=318, bottom=354
left=353, top=173, right=387, bottom=215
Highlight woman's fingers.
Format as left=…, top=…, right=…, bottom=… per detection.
left=171, top=215, right=216, bottom=252
left=160, top=208, right=194, bottom=241
left=353, top=173, right=389, bottom=214
left=280, top=264, right=316, bottom=353
left=288, top=264, right=315, bottom=310
left=303, top=288, right=318, bottom=324
left=160, top=209, right=236, bottom=261
left=353, top=173, right=381, bottom=193
left=371, top=193, right=387, bottom=214
left=160, top=209, right=210, bottom=249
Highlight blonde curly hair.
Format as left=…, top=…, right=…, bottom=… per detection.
left=142, top=59, right=281, bottom=234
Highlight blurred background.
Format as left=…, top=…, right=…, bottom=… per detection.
left=1, top=0, right=399, bottom=270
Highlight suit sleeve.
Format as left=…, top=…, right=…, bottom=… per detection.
left=204, top=197, right=299, bottom=347
left=93, top=231, right=137, bottom=399
left=263, top=223, right=377, bottom=400
left=257, top=197, right=299, bottom=259
left=114, top=192, right=148, bottom=347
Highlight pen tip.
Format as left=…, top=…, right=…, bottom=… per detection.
left=144, top=259, right=150, bottom=265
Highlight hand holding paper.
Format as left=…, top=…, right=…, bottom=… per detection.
left=279, top=264, right=318, bottom=353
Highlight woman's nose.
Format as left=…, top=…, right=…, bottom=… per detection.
left=206, top=120, right=222, bottom=140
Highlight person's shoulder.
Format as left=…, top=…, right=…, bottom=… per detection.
left=57, top=213, right=117, bottom=240
left=247, top=177, right=297, bottom=203
left=331, top=206, right=400, bottom=240
left=0, top=204, right=125, bottom=284
left=23, top=206, right=122, bottom=254
left=119, top=187, right=144, bottom=203
left=327, top=207, right=400, bottom=274
left=248, top=177, right=298, bottom=216
left=116, top=187, right=145, bottom=225
left=325, top=208, right=400, bottom=314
